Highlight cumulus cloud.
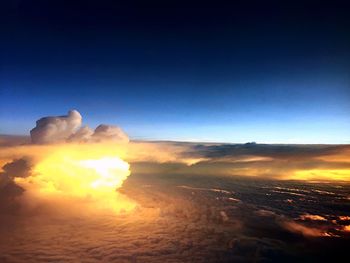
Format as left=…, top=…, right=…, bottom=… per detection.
left=92, top=124, right=129, bottom=143
left=30, top=110, right=82, bottom=144
left=30, top=110, right=129, bottom=144
left=68, top=125, right=94, bottom=142
left=70, top=124, right=129, bottom=143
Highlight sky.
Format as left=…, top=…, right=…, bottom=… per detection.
left=1, top=0, right=350, bottom=143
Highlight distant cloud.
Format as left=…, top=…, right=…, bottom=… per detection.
left=0, top=135, right=30, bottom=146
left=299, top=214, right=327, bottom=221
left=280, top=220, right=328, bottom=237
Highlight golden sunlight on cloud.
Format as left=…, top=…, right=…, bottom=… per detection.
left=14, top=144, right=136, bottom=214
left=292, top=169, right=350, bottom=181
left=338, top=216, right=350, bottom=221
left=281, top=221, right=329, bottom=237
left=343, top=225, right=350, bottom=232
left=299, top=214, right=327, bottom=221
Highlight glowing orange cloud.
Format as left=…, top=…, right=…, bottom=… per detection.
left=14, top=143, right=136, bottom=214
left=292, top=169, right=350, bottom=182
left=281, top=221, right=330, bottom=237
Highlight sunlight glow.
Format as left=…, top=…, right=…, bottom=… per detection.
left=15, top=144, right=136, bottom=214
left=293, top=169, right=350, bottom=181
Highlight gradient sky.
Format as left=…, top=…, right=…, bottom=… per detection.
left=1, top=0, right=350, bottom=143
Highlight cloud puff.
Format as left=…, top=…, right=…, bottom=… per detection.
left=69, top=124, right=129, bottom=143
left=30, top=110, right=82, bottom=144
left=92, top=124, right=129, bottom=143
left=68, top=125, right=94, bottom=142
left=30, top=110, right=129, bottom=144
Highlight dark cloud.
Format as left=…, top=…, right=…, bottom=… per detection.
left=0, top=158, right=32, bottom=212
left=132, top=142, right=350, bottom=180
left=2, top=158, right=32, bottom=178
left=186, top=143, right=350, bottom=160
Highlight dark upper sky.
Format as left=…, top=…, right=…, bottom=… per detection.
left=1, top=0, right=350, bottom=143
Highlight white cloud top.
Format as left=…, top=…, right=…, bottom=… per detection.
left=30, top=110, right=129, bottom=144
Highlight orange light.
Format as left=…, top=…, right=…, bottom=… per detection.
left=15, top=144, right=136, bottom=214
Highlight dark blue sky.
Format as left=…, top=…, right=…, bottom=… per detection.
left=1, top=0, right=350, bottom=143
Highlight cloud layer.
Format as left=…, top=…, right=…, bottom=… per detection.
left=0, top=111, right=350, bottom=262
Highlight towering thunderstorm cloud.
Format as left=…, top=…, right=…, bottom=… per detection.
left=30, top=110, right=129, bottom=144
left=4, top=110, right=135, bottom=215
